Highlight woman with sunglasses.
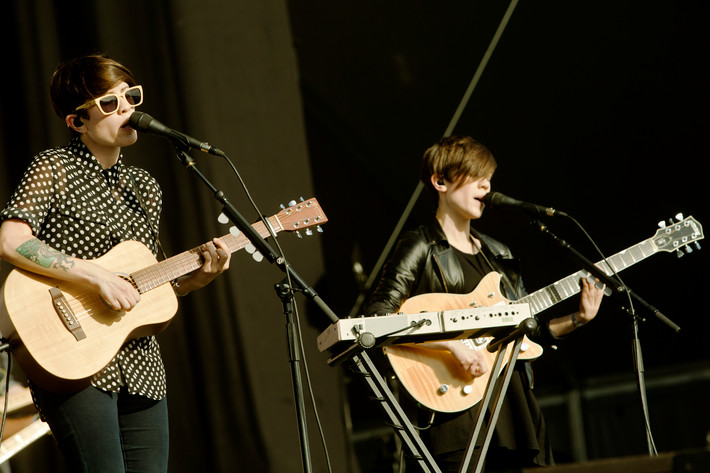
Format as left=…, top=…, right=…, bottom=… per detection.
left=0, top=54, right=231, bottom=472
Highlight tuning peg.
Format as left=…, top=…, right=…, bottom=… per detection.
left=658, top=221, right=667, bottom=228
left=305, top=228, right=313, bottom=236
left=695, top=242, right=702, bottom=251
left=295, top=231, right=302, bottom=239
left=675, top=212, right=684, bottom=222
left=317, top=225, right=324, bottom=233
left=252, top=252, right=264, bottom=262
left=676, top=249, right=685, bottom=258
left=245, top=243, right=256, bottom=254
left=684, top=245, right=693, bottom=254
left=288, top=200, right=297, bottom=207
left=229, top=226, right=240, bottom=237
left=218, top=212, right=229, bottom=224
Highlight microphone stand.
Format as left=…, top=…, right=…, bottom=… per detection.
left=531, top=219, right=680, bottom=456
left=173, top=146, right=339, bottom=473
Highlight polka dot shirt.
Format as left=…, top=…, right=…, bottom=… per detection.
left=0, top=138, right=167, bottom=399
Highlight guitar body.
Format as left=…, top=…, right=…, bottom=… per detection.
left=0, top=240, right=178, bottom=392
left=384, top=272, right=543, bottom=413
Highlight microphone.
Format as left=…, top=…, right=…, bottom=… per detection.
left=483, top=192, right=568, bottom=217
left=128, top=111, right=226, bottom=157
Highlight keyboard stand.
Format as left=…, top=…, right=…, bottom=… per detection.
left=331, top=318, right=537, bottom=473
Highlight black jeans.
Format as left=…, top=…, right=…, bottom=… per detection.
left=32, top=385, right=169, bottom=473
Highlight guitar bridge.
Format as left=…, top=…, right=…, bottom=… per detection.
left=49, top=287, right=86, bottom=341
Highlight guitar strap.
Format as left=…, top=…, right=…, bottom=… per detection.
left=470, top=235, right=497, bottom=274
left=126, top=169, right=169, bottom=262
left=470, top=229, right=536, bottom=390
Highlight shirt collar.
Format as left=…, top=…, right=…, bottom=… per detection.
left=69, top=137, right=125, bottom=181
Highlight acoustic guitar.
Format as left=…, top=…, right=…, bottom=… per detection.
left=385, top=215, right=703, bottom=413
left=0, top=198, right=327, bottom=392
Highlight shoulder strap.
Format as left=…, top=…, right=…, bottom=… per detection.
left=126, top=169, right=169, bottom=261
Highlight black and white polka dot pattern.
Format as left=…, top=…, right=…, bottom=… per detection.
left=1, top=138, right=167, bottom=399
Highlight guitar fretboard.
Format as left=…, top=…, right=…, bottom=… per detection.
left=520, top=238, right=658, bottom=316
left=129, top=216, right=282, bottom=293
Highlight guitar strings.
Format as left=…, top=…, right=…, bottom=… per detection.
left=47, top=197, right=273, bottom=328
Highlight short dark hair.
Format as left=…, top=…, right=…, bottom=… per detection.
left=420, top=135, right=497, bottom=199
left=49, top=54, right=138, bottom=120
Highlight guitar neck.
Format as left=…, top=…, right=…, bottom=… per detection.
left=520, top=237, right=659, bottom=316
left=130, top=215, right=282, bottom=293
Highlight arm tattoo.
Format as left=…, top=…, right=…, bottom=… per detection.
left=16, top=238, right=76, bottom=272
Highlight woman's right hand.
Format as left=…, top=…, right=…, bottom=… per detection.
left=425, top=340, right=490, bottom=378
left=92, top=266, right=141, bottom=311
left=448, top=341, right=489, bottom=378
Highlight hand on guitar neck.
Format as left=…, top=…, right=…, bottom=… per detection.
left=169, top=237, right=231, bottom=297
left=548, top=277, right=605, bottom=337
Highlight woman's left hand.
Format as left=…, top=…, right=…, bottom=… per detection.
left=576, top=277, right=605, bottom=324
left=173, top=237, right=231, bottom=296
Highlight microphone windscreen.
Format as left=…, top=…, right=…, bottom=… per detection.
left=129, top=112, right=171, bottom=136
left=128, top=111, right=152, bottom=130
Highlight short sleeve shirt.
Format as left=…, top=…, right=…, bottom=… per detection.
left=0, top=137, right=167, bottom=399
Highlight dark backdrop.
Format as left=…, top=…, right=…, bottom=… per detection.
left=1, top=0, right=708, bottom=472
left=288, top=0, right=710, bottom=469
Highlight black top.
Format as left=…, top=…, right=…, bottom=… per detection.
left=450, top=245, right=490, bottom=292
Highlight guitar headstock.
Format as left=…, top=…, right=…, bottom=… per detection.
left=276, top=197, right=328, bottom=237
left=217, top=197, right=328, bottom=263
left=652, top=213, right=704, bottom=257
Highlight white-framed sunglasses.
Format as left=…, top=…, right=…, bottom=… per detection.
left=74, top=85, right=143, bottom=116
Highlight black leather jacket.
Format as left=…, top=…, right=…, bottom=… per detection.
left=365, top=220, right=552, bottom=344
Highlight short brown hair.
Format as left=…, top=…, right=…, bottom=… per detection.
left=420, top=135, right=497, bottom=198
left=49, top=54, right=138, bottom=120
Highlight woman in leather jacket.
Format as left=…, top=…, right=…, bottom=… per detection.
left=365, top=135, right=603, bottom=472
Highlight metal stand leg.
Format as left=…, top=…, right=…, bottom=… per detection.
left=460, top=337, right=524, bottom=473
left=350, top=351, right=442, bottom=473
